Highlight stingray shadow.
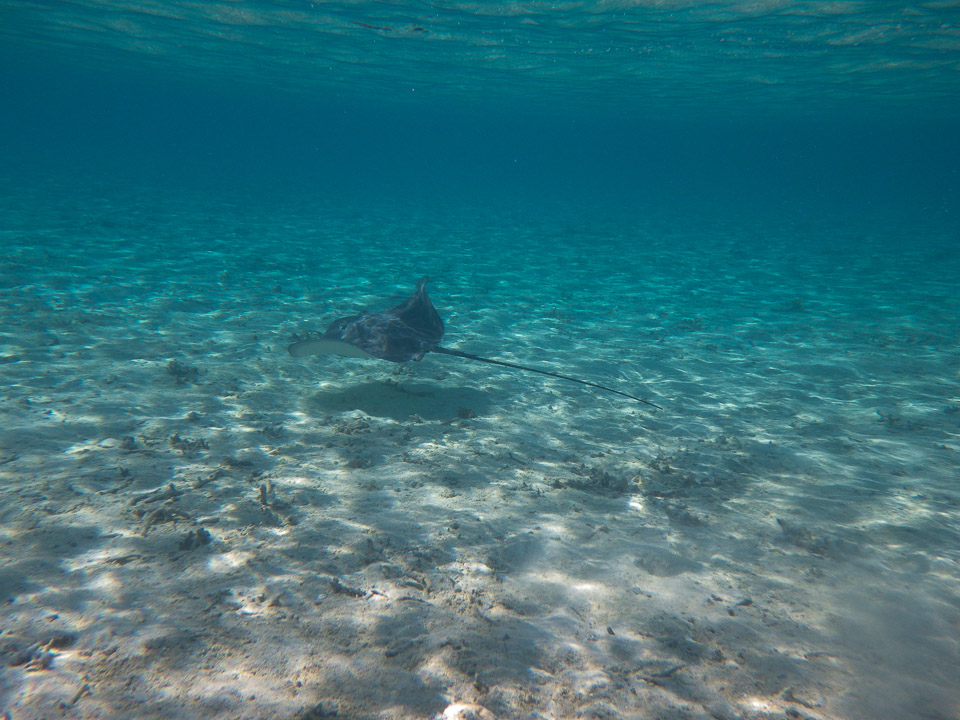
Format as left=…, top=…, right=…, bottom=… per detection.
left=304, top=380, right=493, bottom=422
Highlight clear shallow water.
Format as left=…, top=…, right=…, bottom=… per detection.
left=4, top=0, right=960, bottom=113
left=1, top=3, right=959, bottom=720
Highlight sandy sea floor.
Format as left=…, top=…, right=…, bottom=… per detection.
left=1, top=181, right=959, bottom=720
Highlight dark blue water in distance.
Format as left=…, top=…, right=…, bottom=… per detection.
left=1, top=3, right=959, bottom=720
left=2, top=6, right=959, bottom=219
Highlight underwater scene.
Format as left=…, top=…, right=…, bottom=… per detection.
left=1, top=2, right=959, bottom=719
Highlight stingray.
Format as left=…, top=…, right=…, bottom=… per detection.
left=288, top=278, right=662, bottom=408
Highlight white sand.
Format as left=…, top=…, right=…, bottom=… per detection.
left=1, top=187, right=958, bottom=720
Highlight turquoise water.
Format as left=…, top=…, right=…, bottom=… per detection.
left=1, top=3, right=959, bottom=720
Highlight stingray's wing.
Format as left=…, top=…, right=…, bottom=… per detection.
left=390, top=277, right=444, bottom=347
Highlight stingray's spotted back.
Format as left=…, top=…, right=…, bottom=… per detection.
left=321, top=277, right=444, bottom=362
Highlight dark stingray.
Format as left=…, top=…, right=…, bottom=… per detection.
left=288, top=278, right=662, bottom=408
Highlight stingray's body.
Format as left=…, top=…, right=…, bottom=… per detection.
left=289, top=279, right=443, bottom=362
left=288, top=278, right=661, bottom=408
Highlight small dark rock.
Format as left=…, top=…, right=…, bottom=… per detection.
left=178, top=528, right=212, bottom=551
left=299, top=702, right=338, bottom=719
left=568, top=464, right=634, bottom=494
left=169, top=433, right=208, bottom=454
left=167, top=359, right=200, bottom=384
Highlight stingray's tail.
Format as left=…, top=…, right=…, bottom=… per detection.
left=432, top=346, right=662, bottom=409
